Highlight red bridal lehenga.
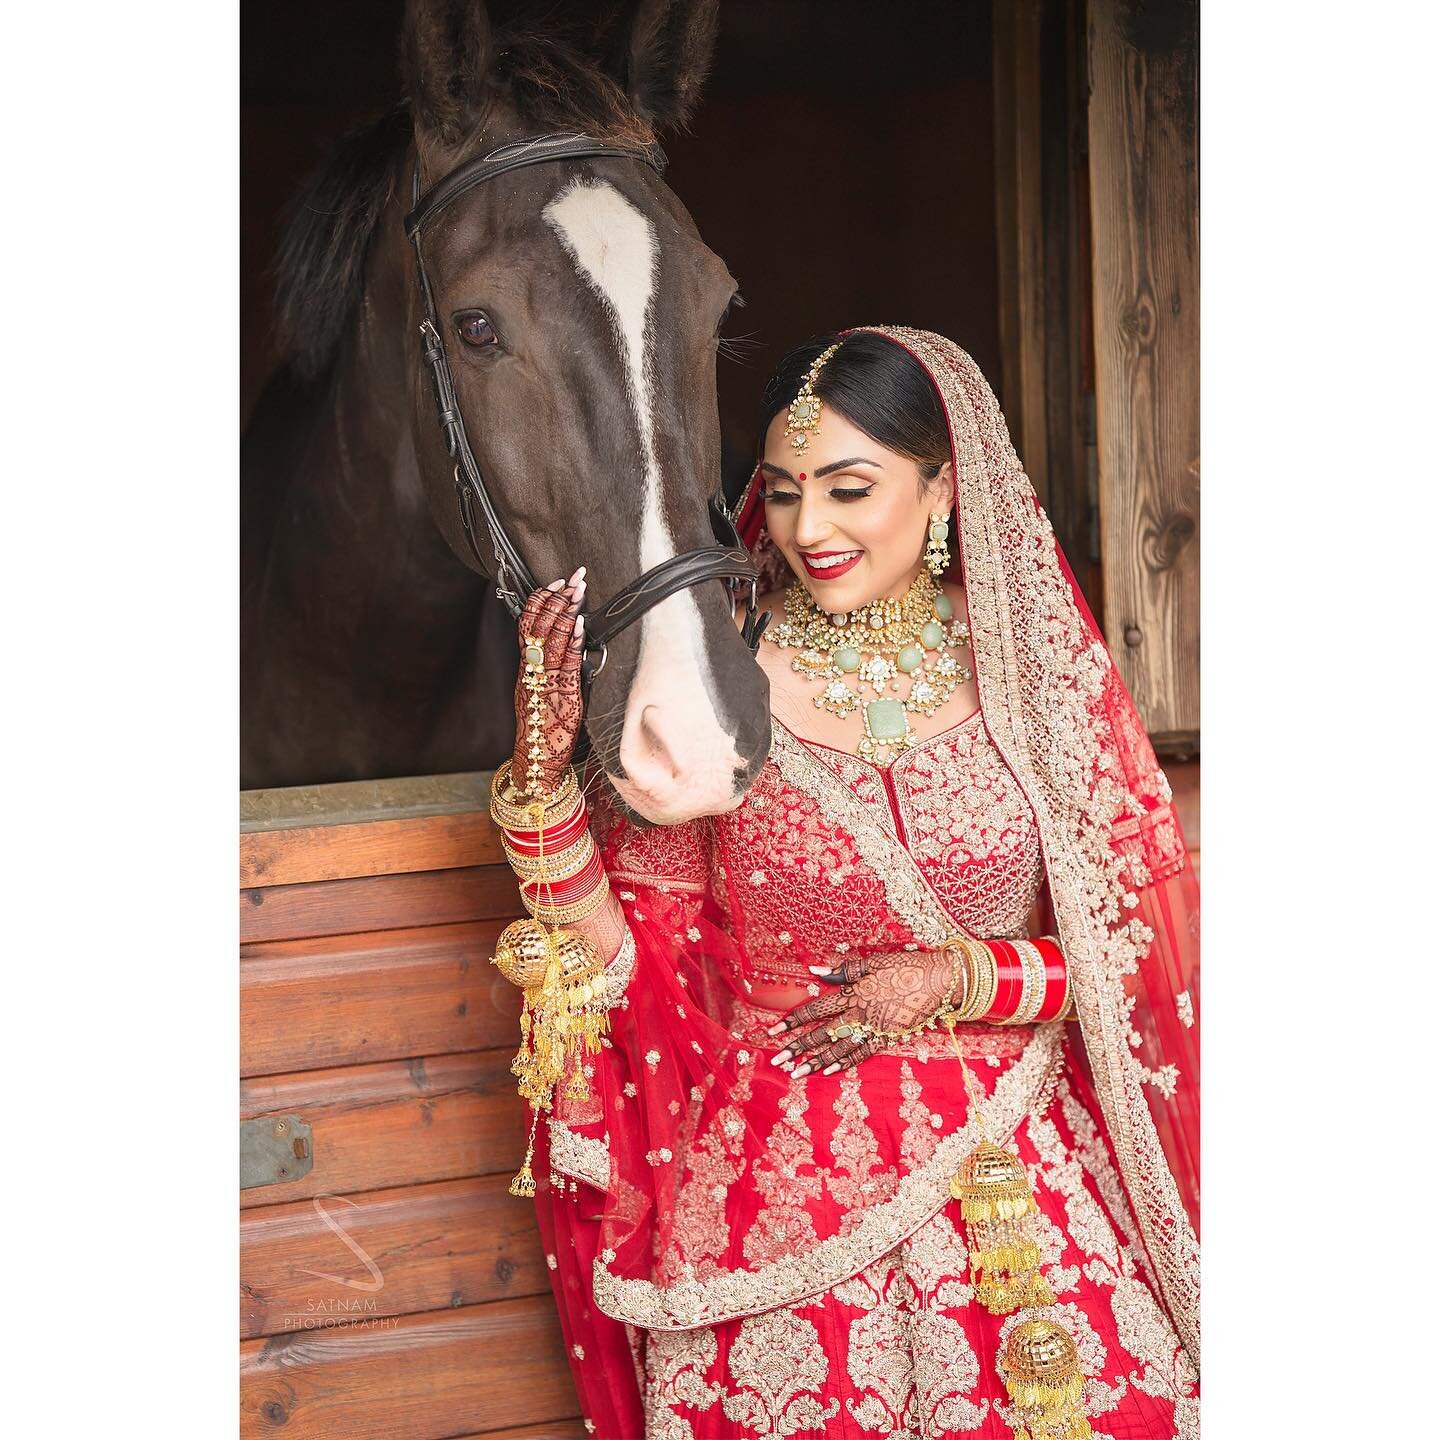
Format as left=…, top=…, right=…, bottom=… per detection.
left=528, top=328, right=1199, bottom=1440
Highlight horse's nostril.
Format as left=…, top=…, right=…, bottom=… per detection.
left=636, top=704, right=681, bottom=778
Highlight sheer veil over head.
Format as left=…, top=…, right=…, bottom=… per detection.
left=733, top=326, right=1201, bottom=1365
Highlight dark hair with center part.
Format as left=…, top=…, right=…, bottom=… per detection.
left=759, top=332, right=951, bottom=483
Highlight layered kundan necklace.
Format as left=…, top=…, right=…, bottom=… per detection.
left=766, top=569, right=973, bottom=763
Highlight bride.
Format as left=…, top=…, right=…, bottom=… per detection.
left=486, top=326, right=1199, bottom=1438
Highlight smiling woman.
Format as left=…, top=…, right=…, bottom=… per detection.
left=496, top=325, right=1200, bottom=1438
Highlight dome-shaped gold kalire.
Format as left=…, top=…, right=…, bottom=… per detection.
left=952, top=1139, right=1032, bottom=1211
left=951, top=1139, right=1055, bottom=1314
left=1004, top=1317, right=1079, bottom=1380
left=492, top=918, right=554, bottom=989
left=490, top=917, right=610, bottom=1195
left=1001, top=1318, right=1092, bottom=1438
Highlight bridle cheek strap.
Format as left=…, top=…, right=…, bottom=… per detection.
left=404, top=133, right=765, bottom=683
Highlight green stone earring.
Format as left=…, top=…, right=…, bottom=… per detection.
left=925, top=512, right=949, bottom=577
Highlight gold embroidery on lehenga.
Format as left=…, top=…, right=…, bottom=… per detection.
left=839, top=1214, right=990, bottom=1436
left=1026, top=1077, right=1197, bottom=1434
left=548, top=1120, right=611, bottom=1191
left=719, top=1307, right=841, bottom=1436
left=592, top=1024, right=1062, bottom=1329
left=743, top=1078, right=829, bottom=1265
left=671, top=1065, right=755, bottom=1277
left=827, top=1067, right=898, bottom=1219
left=897, top=1061, right=943, bottom=1172
left=643, top=1326, right=722, bottom=1440
left=844, top=1262, right=925, bottom=1437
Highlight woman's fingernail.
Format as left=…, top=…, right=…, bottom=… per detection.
left=822, top=1063, right=841, bottom=1076
left=546, top=579, right=564, bottom=591
left=792, top=1064, right=811, bottom=1079
left=574, top=615, right=584, bottom=635
left=766, top=1022, right=786, bottom=1036
left=770, top=1049, right=791, bottom=1066
left=576, top=566, right=587, bottom=580
left=807, top=965, right=833, bottom=977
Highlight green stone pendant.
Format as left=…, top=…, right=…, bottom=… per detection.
left=865, top=698, right=910, bottom=741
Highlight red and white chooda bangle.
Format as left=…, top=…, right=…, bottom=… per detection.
left=963, top=936, right=1071, bottom=1024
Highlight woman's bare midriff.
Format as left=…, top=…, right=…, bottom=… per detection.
left=746, top=979, right=814, bottom=1015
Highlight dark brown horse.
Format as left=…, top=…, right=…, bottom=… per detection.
left=242, top=0, right=769, bottom=823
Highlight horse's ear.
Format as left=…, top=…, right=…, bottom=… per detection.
left=623, top=0, right=719, bottom=133
left=400, top=0, right=493, bottom=146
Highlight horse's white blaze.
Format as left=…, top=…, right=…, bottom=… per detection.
left=545, top=179, right=739, bottom=817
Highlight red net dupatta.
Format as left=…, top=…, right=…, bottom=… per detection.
left=734, top=326, right=1200, bottom=1367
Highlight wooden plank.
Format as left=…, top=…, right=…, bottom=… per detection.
left=242, top=810, right=506, bottom=889
left=452, top=1424, right=586, bottom=1440
left=1087, top=0, right=1200, bottom=744
left=241, top=864, right=522, bottom=944
left=241, top=1175, right=550, bottom=1338
left=240, top=1296, right=579, bottom=1439
left=242, top=771, right=493, bottom=832
left=240, top=1051, right=526, bottom=1209
left=241, top=921, right=522, bottom=1077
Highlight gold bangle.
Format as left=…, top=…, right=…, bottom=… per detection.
left=525, top=875, right=612, bottom=926
left=940, top=936, right=975, bottom=1016
left=959, top=938, right=997, bottom=1022
left=503, top=830, right=597, bottom=882
left=490, top=761, right=581, bottom=830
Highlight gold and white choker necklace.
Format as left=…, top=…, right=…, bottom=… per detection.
left=765, top=571, right=973, bottom=762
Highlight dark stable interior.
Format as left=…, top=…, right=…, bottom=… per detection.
left=241, top=0, right=1002, bottom=498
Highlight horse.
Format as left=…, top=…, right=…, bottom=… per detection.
left=241, top=0, right=770, bottom=824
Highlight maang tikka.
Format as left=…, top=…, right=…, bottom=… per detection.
left=784, top=342, right=842, bottom=454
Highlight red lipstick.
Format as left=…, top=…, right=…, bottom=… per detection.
left=798, top=549, right=863, bottom=581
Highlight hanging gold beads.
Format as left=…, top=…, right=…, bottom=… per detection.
left=1000, top=1317, right=1093, bottom=1439
left=951, top=1140, right=1056, bottom=1314
left=491, top=917, right=610, bottom=1194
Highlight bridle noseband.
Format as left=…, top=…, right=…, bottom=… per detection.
left=404, top=133, right=767, bottom=685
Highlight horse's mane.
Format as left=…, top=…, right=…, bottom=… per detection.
left=272, top=25, right=657, bottom=381
left=272, top=106, right=412, bottom=382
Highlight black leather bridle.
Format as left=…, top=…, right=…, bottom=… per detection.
left=404, top=132, right=766, bottom=684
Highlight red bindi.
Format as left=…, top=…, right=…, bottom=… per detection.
left=798, top=472, right=807, bottom=482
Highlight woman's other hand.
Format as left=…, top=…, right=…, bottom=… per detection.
left=763, top=949, right=958, bottom=1077
left=512, top=570, right=586, bottom=795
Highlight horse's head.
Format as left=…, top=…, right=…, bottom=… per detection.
left=399, top=0, right=768, bottom=825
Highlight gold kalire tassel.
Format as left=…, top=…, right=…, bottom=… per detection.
left=951, top=1140, right=1055, bottom=1313
left=1000, top=1318, right=1092, bottom=1439
left=941, top=1021, right=1086, bottom=1437
left=492, top=917, right=610, bottom=1195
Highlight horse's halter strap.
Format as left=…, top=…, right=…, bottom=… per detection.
left=404, top=133, right=766, bottom=683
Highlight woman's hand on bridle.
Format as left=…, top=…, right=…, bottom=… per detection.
left=511, top=570, right=586, bottom=795
left=763, top=949, right=958, bottom=1077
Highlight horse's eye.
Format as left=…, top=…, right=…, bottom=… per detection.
left=456, top=311, right=498, bottom=348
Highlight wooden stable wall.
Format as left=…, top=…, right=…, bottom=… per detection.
left=992, top=0, right=1199, bottom=753
left=239, top=773, right=586, bottom=1440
